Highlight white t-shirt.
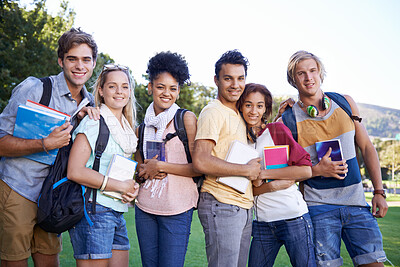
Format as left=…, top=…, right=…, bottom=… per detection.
left=250, top=128, right=308, bottom=222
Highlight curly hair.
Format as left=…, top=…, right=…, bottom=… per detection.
left=215, top=50, right=249, bottom=79
left=57, top=28, right=98, bottom=61
left=146, top=51, right=190, bottom=86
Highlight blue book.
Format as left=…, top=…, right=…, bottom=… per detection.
left=315, top=139, right=346, bottom=178
left=146, top=141, right=166, bottom=161
left=13, top=104, right=69, bottom=165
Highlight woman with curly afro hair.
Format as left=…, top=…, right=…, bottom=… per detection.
left=134, top=51, right=201, bottom=267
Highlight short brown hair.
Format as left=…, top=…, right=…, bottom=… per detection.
left=57, top=28, right=98, bottom=61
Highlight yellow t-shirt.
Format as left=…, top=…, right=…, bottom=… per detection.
left=195, top=99, right=253, bottom=209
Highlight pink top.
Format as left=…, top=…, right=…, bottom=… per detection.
left=136, top=121, right=198, bottom=215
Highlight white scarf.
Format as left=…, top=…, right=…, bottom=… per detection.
left=142, top=102, right=180, bottom=198
left=99, top=104, right=137, bottom=158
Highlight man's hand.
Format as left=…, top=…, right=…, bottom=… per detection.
left=43, top=121, right=73, bottom=150
left=77, top=106, right=100, bottom=120
left=372, top=194, right=388, bottom=218
left=246, top=158, right=262, bottom=181
left=312, top=147, right=348, bottom=179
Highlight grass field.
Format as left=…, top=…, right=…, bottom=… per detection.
left=27, top=206, right=400, bottom=266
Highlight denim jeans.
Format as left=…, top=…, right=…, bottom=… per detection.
left=135, top=206, right=193, bottom=267
left=68, top=203, right=129, bottom=260
left=197, top=192, right=253, bottom=267
left=248, top=213, right=316, bottom=267
left=312, top=206, right=386, bottom=267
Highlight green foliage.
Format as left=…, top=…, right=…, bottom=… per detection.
left=373, top=138, right=400, bottom=179
left=0, top=0, right=74, bottom=112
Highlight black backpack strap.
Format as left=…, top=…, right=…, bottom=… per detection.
left=173, top=109, right=192, bottom=163
left=138, top=122, right=145, bottom=161
left=282, top=107, right=298, bottom=142
left=86, top=115, right=110, bottom=213
left=39, top=77, right=52, bottom=106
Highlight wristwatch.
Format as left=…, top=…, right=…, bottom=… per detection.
left=373, top=189, right=386, bottom=199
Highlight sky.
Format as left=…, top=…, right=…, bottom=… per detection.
left=23, top=0, right=400, bottom=109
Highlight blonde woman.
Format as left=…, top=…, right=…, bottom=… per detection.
left=67, top=64, right=139, bottom=267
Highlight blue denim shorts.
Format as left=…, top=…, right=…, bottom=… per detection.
left=311, top=206, right=386, bottom=266
left=68, top=203, right=130, bottom=260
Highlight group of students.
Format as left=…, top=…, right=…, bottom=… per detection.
left=0, top=28, right=388, bottom=267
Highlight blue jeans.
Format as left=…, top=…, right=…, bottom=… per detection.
left=68, top=203, right=130, bottom=260
left=311, top=206, right=386, bottom=266
left=135, top=206, right=193, bottom=267
left=248, top=213, right=316, bottom=267
left=197, top=192, right=253, bottom=267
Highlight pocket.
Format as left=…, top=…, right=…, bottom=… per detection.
left=211, top=201, right=240, bottom=217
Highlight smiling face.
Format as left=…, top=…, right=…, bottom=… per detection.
left=294, top=58, right=321, bottom=97
left=148, top=72, right=180, bottom=115
left=58, top=43, right=96, bottom=91
left=99, top=70, right=130, bottom=115
left=215, top=63, right=246, bottom=111
left=241, top=91, right=266, bottom=128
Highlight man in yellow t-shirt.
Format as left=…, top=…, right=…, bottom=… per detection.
left=193, top=50, right=261, bottom=267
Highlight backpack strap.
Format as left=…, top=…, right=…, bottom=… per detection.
left=86, top=115, right=110, bottom=213
left=325, top=92, right=352, bottom=118
left=173, top=108, right=192, bottom=163
left=39, top=77, right=52, bottom=106
left=282, top=107, right=298, bottom=142
left=138, top=122, right=145, bottom=161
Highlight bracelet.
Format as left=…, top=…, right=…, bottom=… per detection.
left=100, top=175, right=109, bottom=191
left=41, top=138, right=50, bottom=155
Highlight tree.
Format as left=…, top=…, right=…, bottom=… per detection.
left=0, top=0, right=74, bottom=112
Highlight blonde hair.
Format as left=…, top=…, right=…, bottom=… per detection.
left=93, top=65, right=137, bottom=128
left=287, top=50, right=326, bottom=89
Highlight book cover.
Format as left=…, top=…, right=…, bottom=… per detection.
left=146, top=140, right=166, bottom=161
left=217, top=140, right=259, bottom=193
left=263, top=145, right=289, bottom=182
left=263, top=145, right=289, bottom=170
left=13, top=104, right=68, bottom=165
left=102, top=154, right=138, bottom=200
left=315, top=139, right=346, bottom=178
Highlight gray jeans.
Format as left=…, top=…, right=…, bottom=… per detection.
left=197, top=192, right=253, bottom=267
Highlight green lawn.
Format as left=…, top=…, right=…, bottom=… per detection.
left=30, top=206, right=400, bottom=266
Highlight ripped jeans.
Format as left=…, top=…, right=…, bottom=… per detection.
left=311, top=206, right=386, bottom=267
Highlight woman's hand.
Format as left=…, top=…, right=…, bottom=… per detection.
left=138, top=158, right=167, bottom=180
left=121, top=181, right=140, bottom=203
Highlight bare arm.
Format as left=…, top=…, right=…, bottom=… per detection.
left=138, top=112, right=202, bottom=179
left=259, top=165, right=312, bottom=181
left=345, top=95, right=388, bottom=218
left=192, top=139, right=261, bottom=180
left=0, top=121, right=73, bottom=157
left=67, top=133, right=139, bottom=199
left=253, top=180, right=296, bottom=196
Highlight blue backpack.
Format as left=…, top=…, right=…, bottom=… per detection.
left=282, top=92, right=354, bottom=142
